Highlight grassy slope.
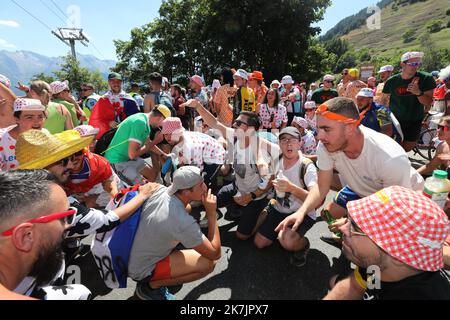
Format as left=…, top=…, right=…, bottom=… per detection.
left=341, top=0, right=450, bottom=57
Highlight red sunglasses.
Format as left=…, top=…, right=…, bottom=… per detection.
left=1, top=207, right=77, bottom=237
left=438, top=125, right=449, bottom=132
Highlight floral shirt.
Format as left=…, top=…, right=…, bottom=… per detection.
left=258, top=104, right=288, bottom=129
left=0, top=126, right=18, bottom=171
left=301, top=130, right=317, bottom=155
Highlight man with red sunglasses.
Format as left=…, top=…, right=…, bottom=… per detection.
left=381, top=52, right=436, bottom=152
left=0, top=170, right=80, bottom=300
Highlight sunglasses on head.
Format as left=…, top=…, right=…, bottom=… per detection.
left=1, top=207, right=77, bottom=236
left=234, top=120, right=249, bottom=127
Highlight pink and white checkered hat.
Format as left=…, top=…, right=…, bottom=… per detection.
left=347, top=186, right=450, bottom=272
left=50, top=80, right=69, bottom=95
left=0, top=74, right=11, bottom=88
left=13, top=98, right=45, bottom=113
left=160, top=117, right=185, bottom=135
left=304, top=101, right=317, bottom=110
left=190, top=75, right=205, bottom=88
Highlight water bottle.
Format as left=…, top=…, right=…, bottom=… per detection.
left=423, top=170, right=450, bottom=209
left=275, top=170, right=286, bottom=199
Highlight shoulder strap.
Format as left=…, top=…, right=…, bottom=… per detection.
left=299, top=157, right=314, bottom=189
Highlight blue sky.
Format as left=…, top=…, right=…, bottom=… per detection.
left=1, top=0, right=379, bottom=61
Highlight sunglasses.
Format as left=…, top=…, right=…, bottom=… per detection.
left=438, top=125, right=449, bottom=132
left=342, top=73, right=348, bottom=76
left=1, top=207, right=77, bottom=236
left=55, top=151, right=84, bottom=167
left=349, top=219, right=367, bottom=237
left=81, top=88, right=93, bottom=92
left=234, top=120, right=249, bottom=127
left=405, top=62, right=422, bottom=67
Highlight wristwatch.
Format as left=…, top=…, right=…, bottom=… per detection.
left=250, top=192, right=257, bottom=200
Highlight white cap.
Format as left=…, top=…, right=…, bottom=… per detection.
left=50, top=80, right=69, bottom=95
left=304, top=101, right=317, bottom=110
left=233, top=69, right=249, bottom=81
left=0, top=74, right=11, bottom=88
left=271, top=80, right=281, bottom=87
left=281, top=75, right=294, bottom=85
left=323, top=74, right=335, bottom=82
left=378, top=65, right=394, bottom=73
left=212, top=79, right=221, bottom=91
left=292, top=117, right=308, bottom=129
left=13, top=98, right=46, bottom=113
left=356, top=88, right=375, bottom=98
left=401, top=51, right=424, bottom=62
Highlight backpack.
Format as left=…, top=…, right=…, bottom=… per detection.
left=154, top=92, right=176, bottom=117
left=278, top=154, right=315, bottom=189
left=94, top=127, right=118, bottom=156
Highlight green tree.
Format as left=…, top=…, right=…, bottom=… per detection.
left=114, top=0, right=332, bottom=85
left=420, top=33, right=441, bottom=71
left=31, top=73, right=56, bottom=84
left=426, top=19, right=443, bottom=33
left=402, top=29, right=416, bottom=43
left=53, top=55, right=108, bottom=94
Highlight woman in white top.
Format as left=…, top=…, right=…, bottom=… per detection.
left=256, top=88, right=288, bottom=132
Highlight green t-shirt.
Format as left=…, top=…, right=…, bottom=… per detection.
left=383, top=71, right=436, bottom=123
left=311, top=88, right=339, bottom=105
left=44, top=102, right=67, bottom=134
left=53, top=99, right=79, bottom=127
left=105, top=113, right=151, bottom=164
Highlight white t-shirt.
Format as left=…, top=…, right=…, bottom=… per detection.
left=316, top=126, right=424, bottom=197
left=274, top=156, right=318, bottom=220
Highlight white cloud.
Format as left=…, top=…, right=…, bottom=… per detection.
left=0, top=20, right=20, bottom=28
left=0, top=39, right=16, bottom=49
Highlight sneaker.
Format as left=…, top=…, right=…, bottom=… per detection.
left=320, top=235, right=343, bottom=249
left=135, top=283, right=176, bottom=300
left=290, top=239, right=310, bottom=267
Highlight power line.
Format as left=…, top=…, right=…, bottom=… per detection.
left=39, top=0, right=66, bottom=25
left=50, top=0, right=69, bottom=20
left=10, top=0, right=53, bottom=31
left=90, top=42, right=108, bottom=61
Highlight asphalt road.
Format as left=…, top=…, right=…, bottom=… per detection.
left=94, top=151, right=430, bottom=301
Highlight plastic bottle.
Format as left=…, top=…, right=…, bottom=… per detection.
left=423, top=170, right=450, bottom=209
left=275, top=170, right=286, bottom=199
left=323, top=210, right=343, bottom=238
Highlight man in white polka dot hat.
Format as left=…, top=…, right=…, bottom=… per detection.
left=161, top=117, right=225, bottom=191
left=325, top=186, right=450, bottom=300
left=0, top=98, right=47, bottom=171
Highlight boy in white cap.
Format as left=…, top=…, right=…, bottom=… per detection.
left=381, top=52, right=436, bottom=152
left=374, top=65, right=394, bottom=106
left=0, top=98, right=48, bottom=171
left=232, top=69, right=256, bottom=121
left=281, top=75, right=302, bottom=125
left=129, top=166, right=221, bottom=300
left=325, top=186, right=450, bottom=300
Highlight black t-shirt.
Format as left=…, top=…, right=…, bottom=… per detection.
left=364, top=269, right=450, bottom=300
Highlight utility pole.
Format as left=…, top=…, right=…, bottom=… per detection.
left=52, top=28, right=89, bottom=61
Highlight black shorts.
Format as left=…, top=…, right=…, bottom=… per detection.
left=399, top=120, right=422, bottom=142
left=257, top=204, right=316, bottom=241
left=217, top=183, right=269, bottom=236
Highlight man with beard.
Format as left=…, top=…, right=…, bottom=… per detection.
left=276, top=98, right=424, bottom=244
left=0, top=170, right=78, bottom=299
left=324, top=186, right=450, bottom=300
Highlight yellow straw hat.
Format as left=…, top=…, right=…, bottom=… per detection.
left=16, top=130, right=95, bottom=170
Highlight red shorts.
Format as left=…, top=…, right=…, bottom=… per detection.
left=150, top=256, right=172, bottom=282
